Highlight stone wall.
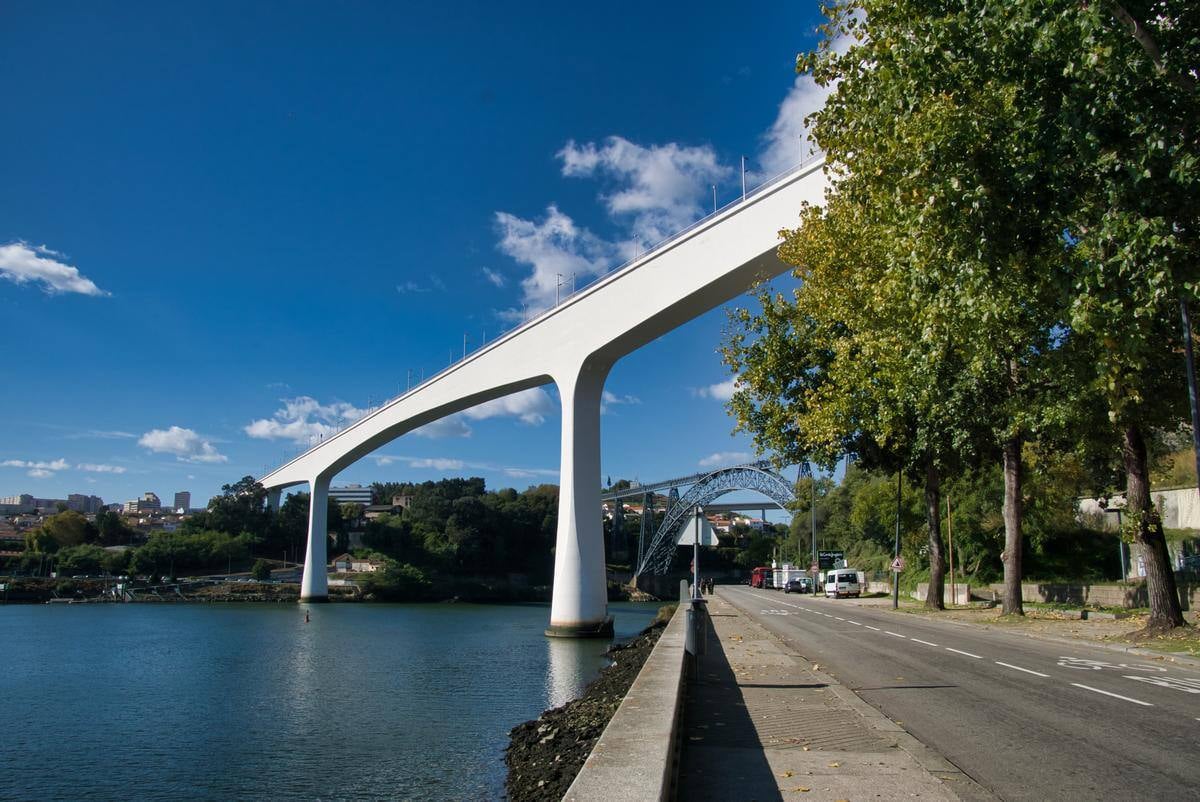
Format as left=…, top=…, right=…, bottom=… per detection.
left=986, top=578, right=1199, bottom=610
left=912, top=582, right=972, bottom=605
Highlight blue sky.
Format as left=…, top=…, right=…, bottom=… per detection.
left=1, top=1, right=830, bottom=509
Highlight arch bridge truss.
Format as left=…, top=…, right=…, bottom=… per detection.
left=631, top=463, right=797, bottom=576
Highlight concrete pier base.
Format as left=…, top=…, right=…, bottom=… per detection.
left=545, top=616, right=615, bottom=639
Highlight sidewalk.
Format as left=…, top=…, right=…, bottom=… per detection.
left=676, top=592, right=990, bottom=802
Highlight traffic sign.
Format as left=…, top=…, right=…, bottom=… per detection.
left=891, top=556, right=905, bottom=572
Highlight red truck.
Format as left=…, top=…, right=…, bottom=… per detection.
left=750, top=566, right=772, bottom=588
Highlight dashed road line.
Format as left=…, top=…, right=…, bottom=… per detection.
left=835, top=616, right=846, bottom=621
left=910, top=638, right=939, bottom=647
left=847, top=620, right=862, bottom=626
left=885, top=631, right=906, bottom=639
left=865, top=625, right=880, bottom=631
left=945, top=648, right=982, bottom=659
left=996, top=661, right=1050, bottom=678
left=1071, top=683, right=1153, bottom=707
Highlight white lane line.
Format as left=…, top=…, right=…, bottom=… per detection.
left=996, top=661, right=1050, bottom=678
left=865, top=625, right=881, bottom=631
left=911, top=638, right=939, bottom=647
left=1070, top=683, right=1154, bottom=707
left=885, top=631, right=907, bottom=639
left=945, top=648, right=982, bottom=659
left=835, top=616, right=846, bottom=621
left=847, top=620, right=862, bottom=626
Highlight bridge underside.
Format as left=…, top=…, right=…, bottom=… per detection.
left=258, top=161, right=829, bottom=633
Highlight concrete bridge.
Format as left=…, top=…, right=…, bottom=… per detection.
left=256, top=158, right=829, bottom=636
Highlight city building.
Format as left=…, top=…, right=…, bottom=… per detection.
left=174, top=491, right=191, bottom=512
left=329, top=484, right=373, bottom=505
left=67, top=494, right=105, bottom=514
left=124, top=492, right=162, bottom=514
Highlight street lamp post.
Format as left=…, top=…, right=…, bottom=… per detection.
left=893, top=472, right=902, bottom=610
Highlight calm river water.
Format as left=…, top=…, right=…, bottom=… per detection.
left=1, top=600, right=661, bottom=801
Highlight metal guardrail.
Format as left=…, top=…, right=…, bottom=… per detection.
left=265, top=152, right=827, bottom=479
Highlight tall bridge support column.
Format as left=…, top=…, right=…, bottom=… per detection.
left=546, top=359, right=613, bottom=638
left=300, top=474, right=331, bottom=602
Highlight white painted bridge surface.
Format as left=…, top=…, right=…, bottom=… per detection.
left=258, top=159, right=829, bottom=632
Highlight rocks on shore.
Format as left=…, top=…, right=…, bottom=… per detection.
left=505, top=618, right=668, bottom=802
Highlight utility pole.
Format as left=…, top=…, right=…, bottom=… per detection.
left=741, top=156, right=747, bottom=200
left=712, top=184, right=717, bottom=214
left=947, top=496, right=955, bottom=606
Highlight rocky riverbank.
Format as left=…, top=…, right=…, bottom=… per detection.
left=505, top=606, right=673, bottom=801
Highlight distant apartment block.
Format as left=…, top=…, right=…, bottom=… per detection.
left=124, top=492, right=162, bottom=514
left=329, top=484, right=373, bottom=505
left=1, top=493, right=103, bottom=514
left=174, top=491, right=191, bottom=512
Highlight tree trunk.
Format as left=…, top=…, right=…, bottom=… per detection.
left=1001, top=435, right=1025, bottom=616
left=1122, top=424, right=1185, bottom=631
left=924, top=460, right=945, bottom=611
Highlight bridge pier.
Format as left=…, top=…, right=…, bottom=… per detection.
left=300, top=474, right=331, bottom=602
left=546, top=359, right=613, bottom=638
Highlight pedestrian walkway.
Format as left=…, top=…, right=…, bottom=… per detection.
left=677, top=591, right=982, bottom=801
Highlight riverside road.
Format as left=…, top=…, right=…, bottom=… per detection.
left=721, top=586, right=1199, bottom=800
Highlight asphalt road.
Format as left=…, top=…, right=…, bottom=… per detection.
left=722, top=586, right=1200, bottom=801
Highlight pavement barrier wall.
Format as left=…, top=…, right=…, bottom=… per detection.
left=912, top=582, right=972, bottom=605
left=986, top=578, right=1199, bottom=610
left=562, top=600, right=689, bottom=801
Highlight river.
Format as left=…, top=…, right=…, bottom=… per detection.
left=0, top=600, right=662, bottom=801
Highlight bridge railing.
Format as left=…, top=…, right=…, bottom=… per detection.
left=268, top=151, right=827, bottom=476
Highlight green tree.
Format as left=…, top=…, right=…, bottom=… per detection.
left=251, top=559, right=272, bottom=581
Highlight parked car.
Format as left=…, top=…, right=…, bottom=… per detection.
left=824, top=570, right=861, bottom=598
left=784, top=578, right=812, bottom=594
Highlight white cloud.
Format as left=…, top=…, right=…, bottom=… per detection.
left=413, top=388, right=555, bottom=438
left=755, top=30, right=854, bottom=178
left=482, top=267, right=505, bottom=287
left=3, top=458, right=71, bottom=471
left=698, top=451, right=754, bottom=467
left=494, top=205, right=615, bottom=320
left=601, top=390, right=641, bottom=414
left=76, top=463, right=127, bottom=474
left=692, top=378, right=739, bottom=402
left=28, top=468, right=53, bottom=478
left=559, top=137, right=731, bottom=243
left=0, top=242, right=109, bottom=296
left=244, top=396, right=368, bottom=445
left=754, top=75, right=834, bottom=179
left=463, top=388, right=554, bottom=425
left=139, top=426, right=228, bottom=463
left=409, top=457, right=465, bottom=471
left=396, top=275, right=447, bottom=295
left=412, top=417, right=474, bottom=439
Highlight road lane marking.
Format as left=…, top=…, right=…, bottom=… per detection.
left=911, top=638, right=939, bottom=647
left=835, top=616, right=846, bottom=621
left=996, top=661, right=1050, bottom=678
left=885, top=631, right=906, bottom=639
left=945, top=648, right=982, bottom=659
left=865, top=625, right=881, bottom=631
left=847, top=620, right=862, bottom=626
left=1070, top=683, right=1154, bottom=706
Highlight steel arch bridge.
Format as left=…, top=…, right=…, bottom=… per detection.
left=635, top=463, right=796, bottom=576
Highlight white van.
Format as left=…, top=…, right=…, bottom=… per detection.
left=824, top=569, right=861, bottom=598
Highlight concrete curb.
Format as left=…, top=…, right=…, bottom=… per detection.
left=719, top=590, right=998, bottom=802
left=562, top=604, right=687, bottom=801
left=880, top=605, right=1200, bottom=670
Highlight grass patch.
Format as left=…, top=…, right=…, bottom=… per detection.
left=1112, top=626, right=1200, bottom=658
